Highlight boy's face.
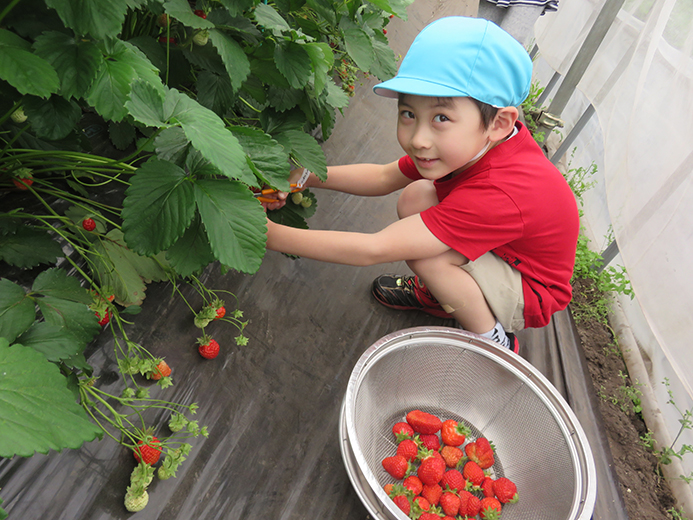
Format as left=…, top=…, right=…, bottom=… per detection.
left=397, top=95, right=492, bottom=179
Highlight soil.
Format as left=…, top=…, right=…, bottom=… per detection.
left=571, top=277, right=678, bottom=520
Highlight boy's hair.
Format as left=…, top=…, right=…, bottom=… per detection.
left=398, top=93, right=499, bottom=130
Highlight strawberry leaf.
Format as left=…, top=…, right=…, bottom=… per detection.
left=122, top=158, right=195, bottom=255
left=163, top=0, right=214, bottom=29
left=196, top=70, right=236, bottom=116
left=208, top=29, right=250, bottom=92
left=253, top=3, right=290, bottom=34
left=304, top=42, right=333, bottom=95
left=0, top=339, right=102, bottom=458
left=16, top=322, right=86, bottom=362
left=274, top=41, right=311, bottom=89
left=339, top=19, right=374, bottom=72
left=32, top=268, right=92, bottom=304
left=193, top=179, right=267, bottom=274
left=273, top=129, right=328, bottom=180
left=23, top=95, right=82, bottom=141
left=166, top=213, right=215, bottom=277
left=126, top=79, right=167, bottom=128
left=0, top=279, right=36, bottom=344
left=0, top=41, right=60, bottom=98
left=165, top=88, right=252, bottom=184
left=85, top=48, right=135, bottom=122
left=90, top=230, right=169, bottom=306
left=370, top=38, right=398, bottom=80
left=229, top=125, right=290, bottom=189
left=0, top=226, right=63, bottom=268
left=44, top=0, right=128, bottom=39
left=33, top=31, right=103, bottom=100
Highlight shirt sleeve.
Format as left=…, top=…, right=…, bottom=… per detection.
left=398, top=156, right=422, bottom=180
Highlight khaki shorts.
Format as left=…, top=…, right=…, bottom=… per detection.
left=460, top=252, right=525, bottom=333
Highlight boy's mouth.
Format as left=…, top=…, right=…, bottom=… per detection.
left=415, top=156, right=438, bottom=168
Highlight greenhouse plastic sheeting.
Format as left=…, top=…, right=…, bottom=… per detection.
left=534, top=0, right=693, bottom=480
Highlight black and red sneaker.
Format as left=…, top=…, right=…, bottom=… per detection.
left=371, top=274, right=453, bottom=319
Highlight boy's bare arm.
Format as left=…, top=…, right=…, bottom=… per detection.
left=265, top=213, right=449, bottom=266
left=308, top=160, right=412, bottom=196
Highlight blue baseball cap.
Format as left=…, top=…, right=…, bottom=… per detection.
left=373, top=16, right=533, bottom=107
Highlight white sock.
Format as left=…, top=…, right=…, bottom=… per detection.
left=480, top=320, right=510, bottom=349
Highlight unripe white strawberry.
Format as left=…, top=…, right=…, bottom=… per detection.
left=193, top=30, right=209, bottom=46
left=124, top=490, right=149, bottom=512
left=300, top=198, right=312, bottom=208
left=291, top=192, right=303, bottom=204
left=10, top=108, right=27, bottom=124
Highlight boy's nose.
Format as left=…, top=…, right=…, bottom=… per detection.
left=410, top=124, right=432, bottom=150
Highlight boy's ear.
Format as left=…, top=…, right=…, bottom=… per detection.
left=488, top=107, right=518, bottom=142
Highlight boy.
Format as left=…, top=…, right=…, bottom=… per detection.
left=264, top=16, right=579, bottom=352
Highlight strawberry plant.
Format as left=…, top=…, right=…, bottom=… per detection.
left=0, top=0, right=412, bottom=515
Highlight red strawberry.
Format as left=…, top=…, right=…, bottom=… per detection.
left=440, top=469, right=466, bottom=492
left=95, top=309, right=110, bottom=326
left=442, top=517, right=457, bottom=520
left=82, top=218, right=96, bottom=231
left=440, top=491, right=461, bottom=516
left=194, top=9, right=207, bottom=18
left=383, top=28, right=387, bottom=34
left=158, top=36, right=176, bottom=44
left=441, top=419, right=470, bottom=447
left=383, top=483, right=394, bottom=495
left=392, top=494, right=410, bottom=515
left=397, top=439, right=419, bottom=461
left=418, top=450, right=446, bottom=485
left=382, top=455, right=409, bottom=480
left=440, top=445, right=464, bottom=468
left=493, top=477, right=519, bottom=504
left=403, top=475, right=423, bottom=496
left=133, top=436, right=161, bottom=465
left=420, top=433, right=440, bottom=451
left=465, top=437, right=495, bottom=469
left=421, top=483, right=443, bottom=506
left=462, top=460, right=486, bottom=487
left=13, top=177, right=33, bottom=190
left=214, top=306, right=226, bottom=320
left=197, top=336, right=220, bottom=359
left=413, top=495, right=430, bottom=512
left=419, top=514, right=440, bottom=520
left=479, top=496, right=502, bottom=519
left=392, top=421, right=415, bottom=440
left=406, top=410, right=442, bottom=434
left=458, top=490, right=482, bottom=518
left=149, top=360, right=171, bottom=380
left=157, top=13, right=170, bottom=26
left=481, top=476, right=496, bottom=497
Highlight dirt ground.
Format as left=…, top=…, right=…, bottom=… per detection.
left=571, top=277, right=678, bottom=520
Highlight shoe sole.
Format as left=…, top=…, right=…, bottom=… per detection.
left=371, top=288, right=454, bottom=319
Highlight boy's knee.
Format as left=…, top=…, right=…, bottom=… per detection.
left=397, top=179, right=437, bottom=219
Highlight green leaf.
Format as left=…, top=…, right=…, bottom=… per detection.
left=154, top=126, right=190, bottom=163
left=218, top=0, right=256, bottom=17
left=0, top=279, right=36, bottom=344
left=368, top=0, right=414, bottom=19
left=325, top=78, right=350, bottom=108
left=32, top=268, right=92, bottom=304
left=274, top=41, right=311, bottom=89
left=209, top=29, right=250, bottom=92
left=194, top=179, right=267, bottom=274
left=196, top=70, right=236, bottom=116
left=164, top=0, right=214, bottom=29
left=306, top=0, right=336, bottom=26
left=166, top=213, right=215, bottom=277
left=23, top=95, right=82, bottom=141
left=0, top=226, right=63, bottom=268
left=0, top=44, right=60, bottom=98
left=165, top=88, right=252, bottom=184
left=118, top=40, right=164, bottom=94
left=370, top=38, right=398, bottom=80
left=340, top=18, right=374, bottom=71
left=0, top=28, right=31, bottom=50
left=230, top=125, right=291, bottom=189
left=267, top=85, right=304, bottom=112
left=274, top=129, right=327, bottom=180
left=125, top=79, right=166, bottom=128
left=122, top=159, right=196, bottom=255
left=304, top=42, right=333, bottom=94
left=91, top=230, right=169, bottom=306
left=85, top=51, right=135, bottom=122
left=44, top=0, right=129, bottom=39
left=0, top=340, right=102, bottom=458
left=108, top=120, right=136, bottom=150
left=17, top=322, right=85, bottom=362
left=33, top=31, right=102, bottom=99
left=253, top=3, right=290, bottom=34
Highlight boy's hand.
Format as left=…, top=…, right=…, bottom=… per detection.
left=259, top=167, right=311, bottom=211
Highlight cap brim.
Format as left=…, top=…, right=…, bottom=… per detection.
left=373, top=77, right=469, bottom=98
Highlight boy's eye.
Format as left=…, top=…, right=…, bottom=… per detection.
left=433, top=114, right=450, bottom=123
left=400, top=110, right=415, bottom=119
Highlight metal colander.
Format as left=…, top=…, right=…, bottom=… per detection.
left=340, top=327, right=596, bottom=520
